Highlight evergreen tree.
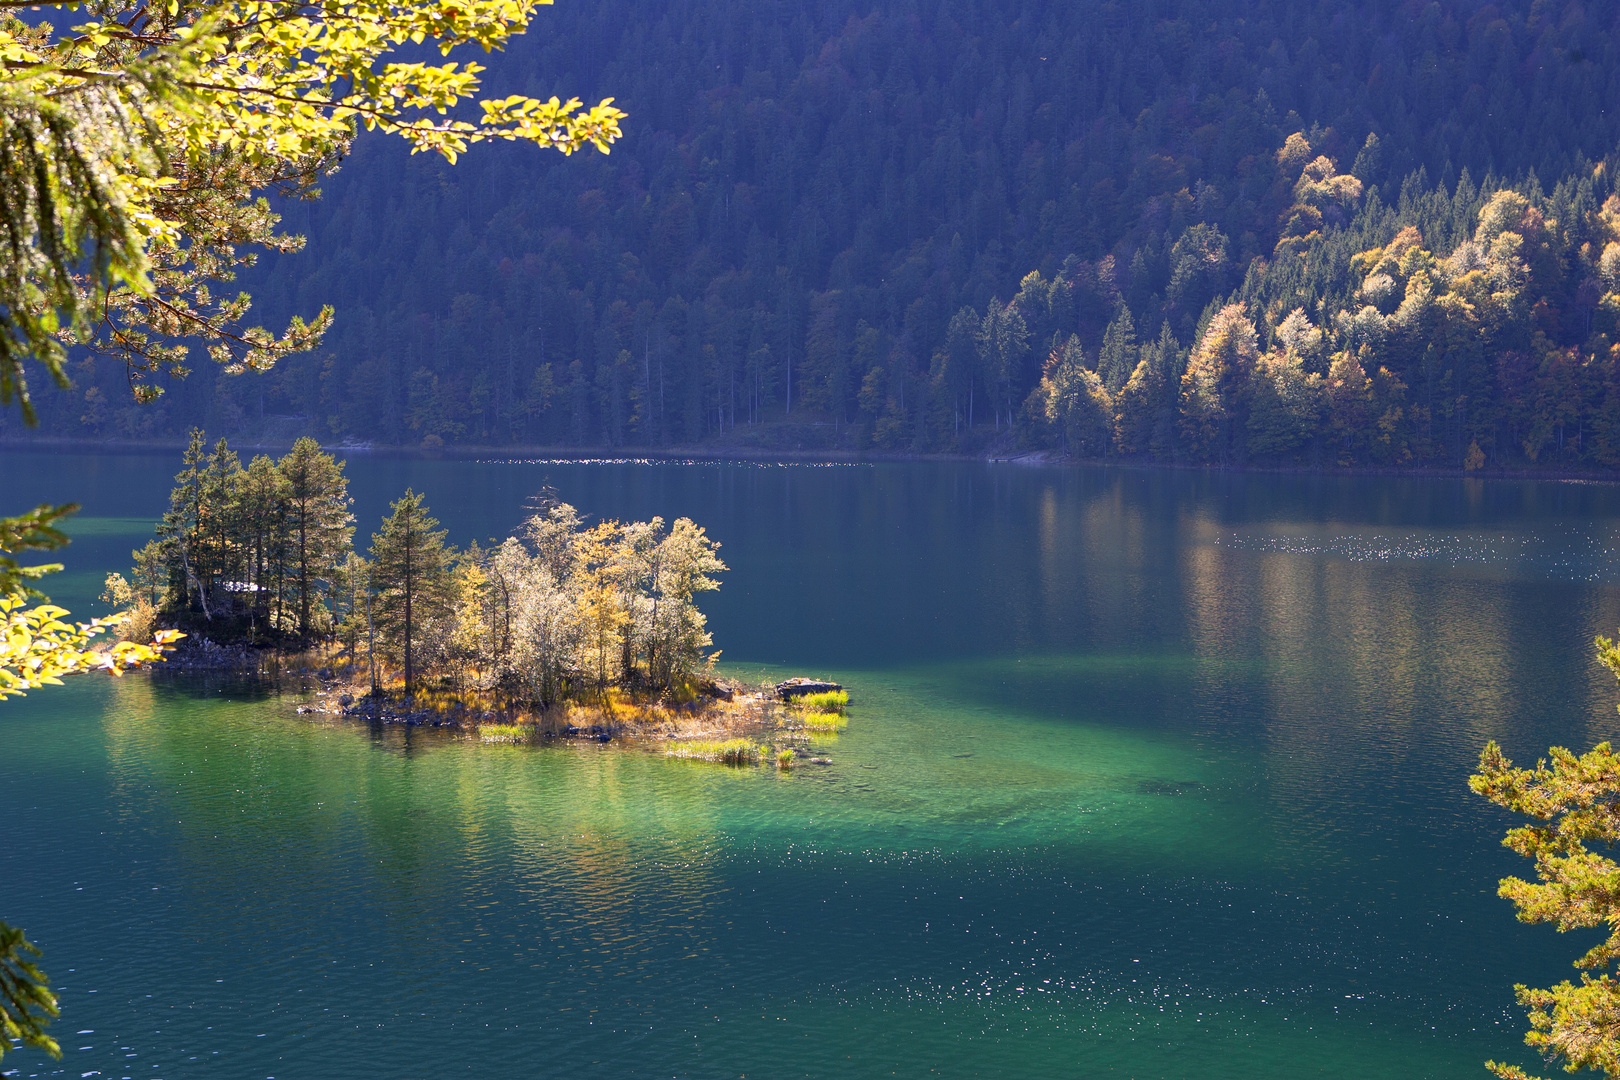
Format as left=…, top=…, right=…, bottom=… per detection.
left=1246, top=351, right=1322, bottom=461
left=129, top=540, right=170, bottom=608
left=1114, top=357, right=1164, bottom=457
left=1, top=917, right=59, bottom=1064
left=369, top=490, right=452, bottom=692
left=332, top=551, right=372, bottom=671
left=233, top=455, right=290, bottom=634
left=276, top=438, right=354, bottom=642
left=158, top=431, right=209, bottom=615
left=1098, top=306, right=1138, bottom=392
left=978, top=301, right=1030, bottom=432
left=934, top=307, right=982, bottom=436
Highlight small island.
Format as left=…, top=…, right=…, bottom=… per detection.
left=104, top=431, right=848, bottom=764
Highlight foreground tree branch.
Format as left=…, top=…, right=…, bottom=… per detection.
left=0, top=0, right=623, bottom=420
left=1470, top=634, right=1620, bottom=1079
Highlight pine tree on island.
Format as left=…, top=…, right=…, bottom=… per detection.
left=280, top=439, right=354, bottom=644
left=369, top=490, right=452, bottom=692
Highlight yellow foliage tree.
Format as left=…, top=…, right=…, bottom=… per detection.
left=1038, top=334, right=1111, bottom=457
left=1179, top=303, right=1259, bottom=462
left=1470, top=633, right=1620, bottom=1078
left=1, top=504, right=179, bottom=701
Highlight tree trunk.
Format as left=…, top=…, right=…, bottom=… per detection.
left=298, top=508, right=309, bottom=642
left=181, top=539, right=210, bottom=621
left=403, top=530, right=415, bottom=693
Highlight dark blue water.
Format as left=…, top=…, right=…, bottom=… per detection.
left=5, top=450, right=1620, bottom=1078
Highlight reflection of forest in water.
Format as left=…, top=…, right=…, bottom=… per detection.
left=966, top=466, right=1620, bottom=878
left=99, top=676, right=733, bottom=990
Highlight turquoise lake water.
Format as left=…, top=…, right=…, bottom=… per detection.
left=6, top=450, right=1620, bottom=1078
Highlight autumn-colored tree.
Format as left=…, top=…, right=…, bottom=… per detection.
left=1470, top=632, right=1620, bottom=1079
left=642, top=517, right=725, bottom=688
left=571, top=520, right=628, bottom=695
left=446, top=549, right=493, bottom=689
left=0, top=0, right=624, bottom=419
left=129, top=539, right=171, bottom=609
left=1, top=506, right=177, bottom=701
left=1040, top=335, right=1112, bottom=457
left=1179, top=304, right=1260, bottom=463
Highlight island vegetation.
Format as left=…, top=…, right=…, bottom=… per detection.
left=110, top=430, right=721, bottom=699
left=103, top=430, right=851, bottom=758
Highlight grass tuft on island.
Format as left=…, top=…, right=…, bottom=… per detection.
left=665, top=739, right=762, bottom=765
left=479, top=723, right=530, bottom=743
left=784, top=686, right=850, bottom=732
left=796, top=689, right=849, bottom=714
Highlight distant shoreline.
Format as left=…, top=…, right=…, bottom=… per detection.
left=4, top=434, right=1619, bottom=484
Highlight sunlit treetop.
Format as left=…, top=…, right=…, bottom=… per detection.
left=2, top=0, right=625, bottom=162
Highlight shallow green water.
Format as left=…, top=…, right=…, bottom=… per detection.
left=6, top=451, right=1620, bottom=1078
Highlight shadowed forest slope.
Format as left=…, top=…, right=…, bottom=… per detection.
left=16, top=0, right=1620, bottom=469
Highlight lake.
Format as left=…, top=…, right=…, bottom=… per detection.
left=5, top=449, right=1620, bottom=1079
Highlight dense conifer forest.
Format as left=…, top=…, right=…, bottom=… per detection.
left=10, top=0, right=1620, bottom=469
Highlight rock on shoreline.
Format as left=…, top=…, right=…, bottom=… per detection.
left=775, top=677, right=843, bottom=699
left=157, top=636, right=267, bottom=672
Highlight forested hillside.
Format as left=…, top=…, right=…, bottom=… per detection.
left=14, top=0, right=1620, bottom=468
